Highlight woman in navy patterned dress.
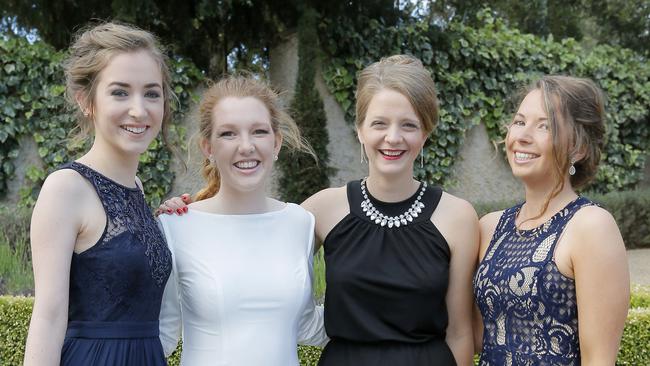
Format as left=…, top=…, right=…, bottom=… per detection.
left=473, top=75, right=629, bottom=365
left=24, top=22, right=173, bottom=366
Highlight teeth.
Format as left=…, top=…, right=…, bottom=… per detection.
left=381, top=150, right=403, bottom=156
left=122, top=126, right=146, bottom=134
left=235, top=160, right=259, bottom=169
left=515, top=152, right=538, bottom=160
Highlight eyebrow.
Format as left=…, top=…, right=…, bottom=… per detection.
left=107, top=81, right=162, bottom=89
left=515, top=113, right=547, bottom=121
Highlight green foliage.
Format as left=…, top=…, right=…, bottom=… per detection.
left=0, top=36, right=203, bottom=207
left=320, top=10, right=650, bottom=192
left=278, top=8, right=332, bottom=203
left=631, top=285, right=650, bottom=309
left=0, top=206, right=32, bottom=296
left=0, top=296, right=31, bottom=365
left=617, top=308, right=650, bottom=365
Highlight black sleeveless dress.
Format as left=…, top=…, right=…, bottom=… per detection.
left=318, top=179, right=456, bottom=365
left=59, top=162, right=172, bottom=366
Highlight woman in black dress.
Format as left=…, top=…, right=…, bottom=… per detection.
left=303, top=55, right=478, bottom=365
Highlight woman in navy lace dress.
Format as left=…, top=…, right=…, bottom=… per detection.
left=24, top=22, right=173, bottom=366
left=473, top=75, right=629, bottom=365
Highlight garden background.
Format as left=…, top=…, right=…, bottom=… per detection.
left=1, top=0, right=649, bottom=364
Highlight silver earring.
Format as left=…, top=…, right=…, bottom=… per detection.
left=208, top=155, right=215, bottom=165
left=360, top=144, right=366, bottom=163
left=568, top=157, right=576, bottom=176
left=273, top=155, right=278, bottom=161
left=420, top=148, right=424, bottom=169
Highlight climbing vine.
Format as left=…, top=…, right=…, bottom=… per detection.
left=0, top=36, right=203, bottom=207
left=319, top=10, right=650, bottom=192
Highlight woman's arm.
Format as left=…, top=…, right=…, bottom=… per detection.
left=570, top=206, right=629, bottom=365
left=434, top=194, right=479, bottom=366
left=297, top=226, right=328, bottom=347
left=24, top=172, right=83, bottom=366
left=157, top=217, right=183, bottom=357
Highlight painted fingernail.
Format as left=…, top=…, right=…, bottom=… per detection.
left=167, top=209, right=173, bottom=213
left=176, top=209, right=183, bottom=214
left=183, top=207, right=188, bottom=213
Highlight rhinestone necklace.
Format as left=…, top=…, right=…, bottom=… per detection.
left=360, top=177, right=427, bottom=228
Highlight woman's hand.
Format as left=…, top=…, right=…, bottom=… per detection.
left=156, top=194, right=192, bottom=216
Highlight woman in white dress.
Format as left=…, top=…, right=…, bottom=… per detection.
left=158, top=76, right=328, bottom=365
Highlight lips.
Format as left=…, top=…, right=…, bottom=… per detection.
left=514, top=151, right=540, bottom=162
left=379, top=149, right=405, bottom=160
left=121, top=125, right=148, bottom=134
left=234, top=160, right=259, bottom=169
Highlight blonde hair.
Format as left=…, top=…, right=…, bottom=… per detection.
left=195, top=75, right=315, bottom=201
left=63, top=21, right=175, bottom=144
left=355, top=54, right=439, bottom=135
left=513, top=75, right=606, bottom=221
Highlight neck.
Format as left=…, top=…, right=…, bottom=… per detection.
left=365, top=170, right=420, bottom=202
left=77, top=143, right=140, bottom=188
left=209, top=184, right=274, bottom=215
left=521, top=177, right=577, bottom=221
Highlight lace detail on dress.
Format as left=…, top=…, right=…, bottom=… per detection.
left=474, top=197, right=594, bottom=366
left=68, top=162, right=171, bottom=287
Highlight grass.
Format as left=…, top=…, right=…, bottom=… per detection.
left=0, top=206, right=32, bottom=296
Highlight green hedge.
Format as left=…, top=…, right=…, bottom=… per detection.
left=2, top=293, right=649, bottom=365
left=473, top=188, right=650, bottom=249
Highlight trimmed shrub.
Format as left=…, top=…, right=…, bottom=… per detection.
left=617, top=308, right=650, bottom=365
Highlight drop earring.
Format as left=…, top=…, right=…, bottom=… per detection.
left=568, top=157, right=576, bottom=176
left=360, top=144, right=366, bottom=163
left=420, top=148, right=424, bottom=169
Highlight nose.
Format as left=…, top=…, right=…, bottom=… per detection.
left=384, top=125, right=403, bottom=144
left=238, top=134, right=255, bottom=155
left=509, top=124, right=533, bottom=145
left=128, top=96, right=146, bottom=121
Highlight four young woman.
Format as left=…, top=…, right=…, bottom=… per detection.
left=24, top=20, right=630, bottom=366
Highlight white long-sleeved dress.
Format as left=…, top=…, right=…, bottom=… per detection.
left=158, top=203, right=328, bottom=365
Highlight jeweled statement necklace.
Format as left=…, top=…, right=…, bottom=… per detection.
left=360, top=177, right=427, bottom=228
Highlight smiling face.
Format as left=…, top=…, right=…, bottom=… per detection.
left=358, top=88, right=427, bottom=178
left=89, top=50, right=164, bottom=156
left=506, top=89, right=560, bottom=187
left=201, top=96, right=281, bottom=194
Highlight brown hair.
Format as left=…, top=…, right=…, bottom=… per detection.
left=195, top=75, right=315, bottom=201
left=355, top=54, right=439, bottom=135
left=513, top=75, right=606, bottom=220
left=63, top=21, right=175, bottom=144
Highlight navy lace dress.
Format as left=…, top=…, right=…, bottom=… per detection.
left=474, top=197, right=594, bottom=366
left=319, top=180, right=456, bottom=365
left=59, top=162, right=172, bottom=366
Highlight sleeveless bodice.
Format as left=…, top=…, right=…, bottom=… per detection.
left=319, top=179, right=456, bottom=365
left=63, top=162, right=172, bottom=322
left=473, top=197, right=594, bottom=366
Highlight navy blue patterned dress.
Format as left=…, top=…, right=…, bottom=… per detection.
left=474, top=197, right=594, bottom=366
left=59, top=162, right=172, bottom=366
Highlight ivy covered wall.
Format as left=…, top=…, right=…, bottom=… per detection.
left=0, top=36, right=203, bottom=207
left=320, top=10, right=650, bottom=193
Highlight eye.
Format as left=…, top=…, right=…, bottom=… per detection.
left=370, top=120, right=386, bottom=127
left=403, top=121, right=420, bottom=129
left=538, top=122, right=549, bottom=131
left=253, top=128, right=270, bottom=135
left=511, top=119, right=525, bottom=127
left=217, top=131, right=235, bottom=138
left=145, top=90, right=161, bottom=99
left=111, top=89, right=128, bottom=97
